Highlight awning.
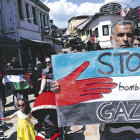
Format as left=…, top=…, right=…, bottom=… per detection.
left=20, top=38, right=52, bottom=46
left=20, top=38, right=56, bottom=54
left=0, top=37, right=21, bottom=48
left=62, top=33, right=71, bottom=37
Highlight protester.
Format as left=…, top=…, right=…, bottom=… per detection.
left=24, top=60, right=35, bottom=99
left=87, top=30, right=99, bottom=51
left=26, top=60, right=35, bottom=74
left=6, top=62, right=13, bottom=69
left=0, top=70, right=5, bottom=116
left=4, top=98, right=36, bottom=140
left=99, top=19, right=140, bottom=140
left=38, top=56, right=53, bottom=94
left=0, top=102, right=4, bottom=139
left=133, top=36, right=140, bottom=47
left=51, top=19, right=138, bottom=140
left=7, top=56, right=25, bottom=108
left=110, top=19, right=134, bottom=49
left=31, top=61, right=42, bottom=97
left=12, top=70, right=28, bottom=108
left=81, top=48, right=87, bottom=52
left=93, top=41, right=101, bottom=51
left=11, top=56, right=21, bottom=68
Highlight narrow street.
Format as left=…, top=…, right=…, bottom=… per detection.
left=4, top=91, right=100, bottom=140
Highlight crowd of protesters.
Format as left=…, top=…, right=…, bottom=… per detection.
left=52, top=19, right=140, bottom=140
left=0, top=19, right=140, bottom=140
left=0, top=55, right=57, bottom=140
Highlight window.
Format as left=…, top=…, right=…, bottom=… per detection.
left=102, top=25, right=109, bottom=36
left=40, top=13, right=43, bottom=27
left=25, top=3, right=30, bottom=22
left=46, top=16, right=49, bottom=27
left=32, top=7, right=37, bottom=24
left=43, top=15, right=46, bottom=26
left=17, top=0, right=23, bottom=19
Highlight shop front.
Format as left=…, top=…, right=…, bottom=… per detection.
left=20, top=38, right=56, bottom=69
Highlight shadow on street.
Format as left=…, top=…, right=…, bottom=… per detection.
left=5, top=109, right=16, bottom=117
left=5, top=131, right=17, bottom=140
left=66, top=132, right=85, bottom=140
left=5, top=102, right=14, bottom=108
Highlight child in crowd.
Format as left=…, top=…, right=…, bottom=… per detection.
left=4, top=98, right=36, bottom=140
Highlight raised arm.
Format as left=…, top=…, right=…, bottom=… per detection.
left=38, top=77, right=47, bottom=94
left=4, top=111, right=17, bottom=121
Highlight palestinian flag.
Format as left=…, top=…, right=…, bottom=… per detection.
left=2, top=68, right=30, bottom=91
left=2, top=74, right=30, bottom=91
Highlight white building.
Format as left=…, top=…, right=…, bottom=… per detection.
left=76, top=2, right=122, bottom=49
left=89, top=13, right=120, bottom=49
left=76, top=13, right=120, bottom=49
left=66, top=15, right=91, bottom=35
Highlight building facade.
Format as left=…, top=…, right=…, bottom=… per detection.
left=88, top=13, right=120, bottom=49
left=0, top=0, right=53, bottom=70
left=75, top=3, right=122, bottom=49
left=66, top=15, right=91, bottom=35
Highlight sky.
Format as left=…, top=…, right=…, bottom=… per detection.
left=40, top=0, right=140, bottom=28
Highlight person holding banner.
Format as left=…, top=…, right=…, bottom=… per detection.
left=99, top=20, right=140, bottom=140
left=51, top=19, right=140, bottom=140
left=31, top=61, right=42, bottom=97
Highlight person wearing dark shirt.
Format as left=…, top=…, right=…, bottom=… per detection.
left=39, top=56, right=53, bottom=94
left=11, top=56, right=21, bottom=68
left=31, top=61, right=42, bottom=97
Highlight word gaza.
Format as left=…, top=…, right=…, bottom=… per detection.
left=97, top=101, right=140, bottom=122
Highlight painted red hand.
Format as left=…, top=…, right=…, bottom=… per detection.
left=56, top=61, right=117, bottom=106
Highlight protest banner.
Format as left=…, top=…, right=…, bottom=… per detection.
left=52, top=47, right=140, bottom=127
